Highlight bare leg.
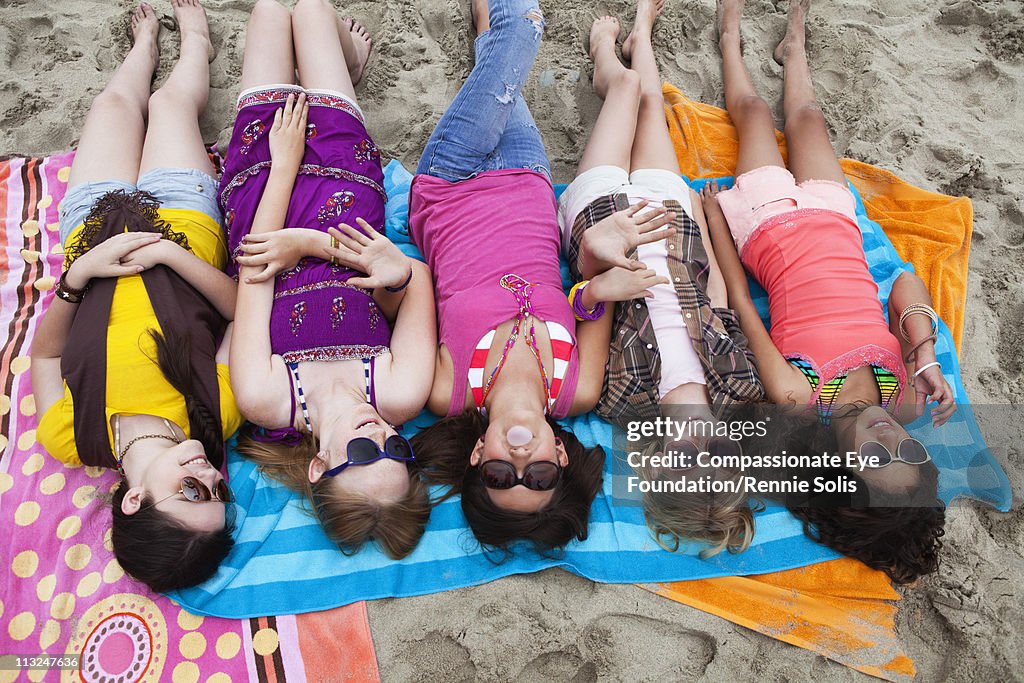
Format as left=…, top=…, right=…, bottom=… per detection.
left=292, top=0, right=356, bottom=99
left=627, top=0, right=727, bottom=307
left=776, top=0, right=845, bottom=184
left=717, top=0, right=785, bottom=176
left=336, top=16, right=373, bottom=87
left=239, top=0, right=295, bottom=92
left=576, top=16, right=641, bottom=175
left=67, top=4, right=159, bottom=189
left=139, top=0, right=215, bottom=176
left=622, top=0, right=676, bottom=174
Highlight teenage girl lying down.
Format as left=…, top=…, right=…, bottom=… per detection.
left=225, top=0, right=435, bottom=559
left=560, top=0, right=764, bottom=557
left=33, top=0, right=242, bottom=591
left=703, top=0, right=952, bottom=583
left=409, top=0, right=669, bottom=554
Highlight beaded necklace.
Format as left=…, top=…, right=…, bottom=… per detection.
left=480, top=274, right=552, bottom=414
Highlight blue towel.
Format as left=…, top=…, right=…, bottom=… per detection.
left=169, top=161, right=1010, bottom=618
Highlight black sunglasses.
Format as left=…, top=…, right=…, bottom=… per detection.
left=860, top=438, right=930, bottom=468
left=322, top=435, right=416, bottom=477
left=478, top=460, right=562, bottom=491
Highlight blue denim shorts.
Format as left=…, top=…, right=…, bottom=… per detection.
left=58, top=168, right=221, bottom=245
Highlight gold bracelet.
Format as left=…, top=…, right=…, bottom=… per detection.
left=328, top=234, right=338, bottom=266
left=898, top=304, right=938, bottom=342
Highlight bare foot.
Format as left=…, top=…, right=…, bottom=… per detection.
left=716, top=0, right=744, bottom=46
left=589, top=16, right=625, bottom=99
left=171, top=0, right=214, bottom=62
left=129, top=2, right=160, bottom=56
left=622, top=0, right=665, bottom=62
left=471, top=0, right=490, bottom=35
left=774, top=0, right=810, bottom=65
left=337, top=17, right=373, bottom=86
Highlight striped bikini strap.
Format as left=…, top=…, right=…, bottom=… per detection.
left=286, top=362, right=313, bottom=434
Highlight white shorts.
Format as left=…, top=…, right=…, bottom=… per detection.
left=558, top=165, right=706, bottom=397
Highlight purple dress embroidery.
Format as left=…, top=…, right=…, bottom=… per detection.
left=220, top=86, right=391, bottom=365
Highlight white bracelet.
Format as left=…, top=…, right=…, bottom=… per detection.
left=912, top=361, right=941, bottom=381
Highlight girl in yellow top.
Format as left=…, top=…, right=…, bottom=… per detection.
left=31, top=0, right=242, bottom=593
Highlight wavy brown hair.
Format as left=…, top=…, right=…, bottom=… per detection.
left=236, top=428, right=430, bottom=559
left=635, top=440, right=757, bottom=558
left=410, top=410, right=604, bottom=556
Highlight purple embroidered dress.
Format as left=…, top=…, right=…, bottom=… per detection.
left=220, top=86, right=391, bottom=363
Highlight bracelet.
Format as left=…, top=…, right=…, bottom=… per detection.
left=911, top=361, right=941, bottom=382
left=903, top=333, right=938, bottom=364
left=328, top=234, right=339, bottom=267
left=54, top=271, right=88, bottom=304
left=384, top=267, right=413, bottom=293
left=568, top=280, right=606, bottom=321
left=898, top=304, right=938, bottom=342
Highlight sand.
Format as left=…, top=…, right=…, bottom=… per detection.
left=1, top=0, right=1021, bottom=679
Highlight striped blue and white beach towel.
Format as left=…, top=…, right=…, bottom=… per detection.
left=168, top=161, right=1010, bottom=618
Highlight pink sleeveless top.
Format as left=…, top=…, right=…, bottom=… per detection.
left=741, top=208, right=907, bottom=403
left=409, top=169, right=580, bottom=418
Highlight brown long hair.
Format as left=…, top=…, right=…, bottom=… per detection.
left=410, top=410, right=605, bottom=556
left=236, top=428, right=430, bottom=559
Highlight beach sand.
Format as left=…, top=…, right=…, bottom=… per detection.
left=1, top=0, right=1021, bottom=679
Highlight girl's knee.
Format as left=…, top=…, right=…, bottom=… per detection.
left=731, top=95, right=774, bottom=126
left=493, top=1, right=545, bottom=40
left=785, top=104, right=828, bottom=133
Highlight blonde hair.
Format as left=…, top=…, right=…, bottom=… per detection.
left=636, top=439, right=757, bottom=558
left=237, top=429, right=431, bottom=559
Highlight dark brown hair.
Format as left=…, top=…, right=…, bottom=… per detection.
left=236, top=428, right=431, bottom=559
left=410, top=410, right=604, bottom=556
left=110, top=484, right=234, bottom=592
left=754, top=408, right=945, bottom=584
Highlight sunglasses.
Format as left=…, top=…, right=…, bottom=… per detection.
left=478, top=460, right=562, bottom=491
left=662, top=437, right=742, bottom=471
left=140, top=476, right=231, bottom=513
left=859, top=438, right=930, bottom=468
left=322, top=435, right=416, bottom=478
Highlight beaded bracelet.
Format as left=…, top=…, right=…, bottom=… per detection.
left=568, top=280, right=606, bottom=321
left=898, top=304, right=938, bottom=342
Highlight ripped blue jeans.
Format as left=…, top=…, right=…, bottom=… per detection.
left=417, top=0, right=551, bottom=182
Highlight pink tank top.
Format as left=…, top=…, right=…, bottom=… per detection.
left=741, top=208, right=907, bottom=403
left=409, top=169, right=580, bottom=418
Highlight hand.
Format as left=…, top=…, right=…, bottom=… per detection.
left=586, top=265, right=669, bottom=304
left=327, top=218, right=412, bottom=290
left=912, top=363, right=956, bottom=427
left=237, top=228, right=323, bottom=284
left=65, top=231, right=162, bottom=288
left=699, top=180, right=727, bottom=221
left=580, top=201, right=676, bottom=276
left=120, top=238, right=183, bottom=271
left=268, top=93, right=308, bottom=172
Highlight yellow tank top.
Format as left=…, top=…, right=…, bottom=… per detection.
left=38, top=209, right=243, bottom=465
